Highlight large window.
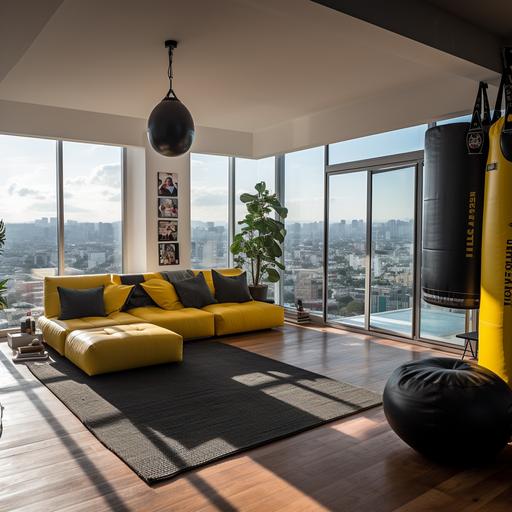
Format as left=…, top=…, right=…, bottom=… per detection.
left=0, top=135, right=58, bottom=328
left=0, top=135, right=124, bottom=328
left=369, top=167, right=415, bottom=336
left=190, top=154, right=229, bottom=268
left=63, top=142, right=123, bottom=274
left=284, top=147, right=324, bottom=313
left=327, top=172, right=367, bottom=326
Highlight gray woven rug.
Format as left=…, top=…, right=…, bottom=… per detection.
left=27, top=340, right=381, bottom=484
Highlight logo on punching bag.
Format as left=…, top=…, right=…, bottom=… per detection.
left=467, top=131, right=484, bottom=154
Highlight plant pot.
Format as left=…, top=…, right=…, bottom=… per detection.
left=249, top=284, right=268, bottom=302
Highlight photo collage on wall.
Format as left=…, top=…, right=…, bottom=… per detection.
left=157, top=172, right=180, bottom=265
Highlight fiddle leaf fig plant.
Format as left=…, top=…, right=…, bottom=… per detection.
left=230, top=181, right=288, bottom=287
left=0, top=220, right=7, bottom=309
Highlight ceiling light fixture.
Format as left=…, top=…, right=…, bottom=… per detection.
left=147, top=40, right=195, bottom=157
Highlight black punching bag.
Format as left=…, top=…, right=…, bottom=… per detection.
left=422, top=82, right=490, bottom=309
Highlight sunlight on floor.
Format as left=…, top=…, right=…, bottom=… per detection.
left=329, top=415, right=381, bottom=440
left=187, top=455, right=332, bottom=511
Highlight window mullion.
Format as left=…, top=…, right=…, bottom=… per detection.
left=56, top=140, right=65, bottom=275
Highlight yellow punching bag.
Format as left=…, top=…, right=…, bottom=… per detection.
left=479, top=115, right=512, bottom=383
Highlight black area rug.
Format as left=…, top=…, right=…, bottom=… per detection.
left=27, top=341, right=381, bottom=484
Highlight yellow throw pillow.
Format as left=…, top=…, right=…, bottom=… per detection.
left=103, top=284, right=134, bottom=315
left=140, top=279, right=183, bottom=310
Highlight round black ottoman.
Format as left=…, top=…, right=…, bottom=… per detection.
left=383, top=357, right=512, bottom=463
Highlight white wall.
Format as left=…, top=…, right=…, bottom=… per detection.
left=124, top=146, right=147, bottom=273
left=144, top=144, right=191, bottom=271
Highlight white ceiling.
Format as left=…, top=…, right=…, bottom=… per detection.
left=0, top=0, right=496, bottom=136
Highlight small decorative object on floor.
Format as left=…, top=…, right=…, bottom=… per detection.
left=12, top=339, right=48, bottom=362
left=8, top=330, right=43, bottom=352
left=383, top=357, right=512, bottom=464
left=295, top=299, right=310, bottom=324
left=20, top=310, right=36, bottom=335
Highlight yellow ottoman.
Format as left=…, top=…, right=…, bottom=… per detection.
left=64, top=323, right=183, bottom=376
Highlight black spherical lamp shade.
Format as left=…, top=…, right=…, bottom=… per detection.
left=147, top=97, right=195, bottom=157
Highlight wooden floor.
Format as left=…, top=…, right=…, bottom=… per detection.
left=1, top=323, right=512, bottom=512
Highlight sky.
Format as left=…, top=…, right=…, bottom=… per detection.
left=0, top=135, right=122, bottom=223
left=191, top=124, right=421, bottom=226
left=1, top=123, right=425, bottom=226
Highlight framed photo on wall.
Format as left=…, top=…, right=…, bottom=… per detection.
left=159, top=242, right=180, bottom=266
left=158, top=197, right=178, bottom=218
left=158, top=171, right=179, bottom=266
left=158, top=172, right=178, bottom=197
left=158, top=219, right=178, bottom=242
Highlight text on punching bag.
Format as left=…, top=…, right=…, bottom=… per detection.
left=505, top=239, right=512, bottom=306
left=466, top=191, right=476, bottom=258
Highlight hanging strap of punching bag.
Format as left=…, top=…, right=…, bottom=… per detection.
left=501, top=47, right=512, bottom=161
left=467, top=81, right=491, bottom=154
left=491, top=74, right=505, bottom=125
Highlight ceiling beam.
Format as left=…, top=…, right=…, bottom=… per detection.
left=312, top=0, right=502, bottom=72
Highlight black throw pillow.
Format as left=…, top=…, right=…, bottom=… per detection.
left=212, top=270, right=252, bottom=303
left=160, top=269, right=194, bottom=284
left=173, top=273, right=217, bottom=308
left=57, top=286, right=106, bottom=320
left=120, top=274, right=157, bottom=310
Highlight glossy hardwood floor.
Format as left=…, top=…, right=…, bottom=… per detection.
left=1, top=323, right=512, bottom=512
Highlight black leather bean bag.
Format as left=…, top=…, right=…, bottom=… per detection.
left=383, top=357, right=512, bottom=463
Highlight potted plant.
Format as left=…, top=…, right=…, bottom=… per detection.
left=230, top=182, right=287, bottom=301
left=0, top=220, right=7, bottom=309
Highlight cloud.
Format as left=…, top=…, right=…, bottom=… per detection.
left=192, top=187, right=227, bottom=207
left=91, top=163, right=121, bottom=188
left=7, top=183, right=48, bottom=200
left=101, top=190, right=121, bottom=202
left=108, top=193, right=121, bottom=202
left=65, top=177, right=87, bottom=187
left=17, top=187, right=39, bottom=197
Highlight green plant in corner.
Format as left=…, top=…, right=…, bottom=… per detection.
left=0, top=220, right=7, bottom=309
left=230, top=182, right=287, bottom=300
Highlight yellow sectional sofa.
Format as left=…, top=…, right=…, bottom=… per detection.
left=37, top=269, right=284, bottom=375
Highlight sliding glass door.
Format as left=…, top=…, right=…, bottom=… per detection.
left=326, top=159, right=418, bottom=338
left=369, top=167, right=415, bottom=336
left=326, top=172, right=367, bottom=327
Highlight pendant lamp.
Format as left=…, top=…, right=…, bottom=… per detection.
left=147, top=40, right=195, bottom=157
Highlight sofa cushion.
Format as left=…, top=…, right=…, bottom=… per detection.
left=44, top=274, right=112, bottom=318
left=118, top=274, right=157, bottom=309
left=160, top=269, right=194, bottom=283
left=38, top=311, right=143, bottom=355
left=202, top=301, right=285, bottom=336
left=127, top=306, right=215, bottom=340
left=194, top=268, right=243, bottom=295
left=57, top=286, right=106, bottom=320
left=65, top=323, right=183, bottom=376
left=212, top=270, right=252, bottom=303
left=173, top=273, right=217, bottom=308
left=140, top=279, right=183, bottom=311
left=104, top=284, right=135, bottom=314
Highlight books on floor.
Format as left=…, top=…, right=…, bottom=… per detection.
left=295, top=310, right=311, bottom=324
left=12, top=340, right=48, bottom=362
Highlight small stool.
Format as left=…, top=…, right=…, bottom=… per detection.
left=65, top=323, right=183, bottom=376
left=456, top=330, right=479, bottom=360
